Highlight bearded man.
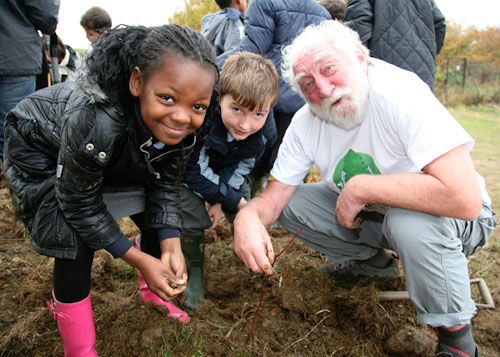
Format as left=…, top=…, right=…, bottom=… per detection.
left=232, top=20, right=496, bottom=357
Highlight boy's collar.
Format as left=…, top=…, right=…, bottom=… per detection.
left=226, top=7, right=242, bottom=20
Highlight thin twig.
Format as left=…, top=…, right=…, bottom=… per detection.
left=281, top=314, right=331, bottom=353
left=244, top=220, right=308, bottom=353
left=204, top=320, right=227, bottom=329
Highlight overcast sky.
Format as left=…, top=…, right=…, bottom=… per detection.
left=56, top=0, right=500, bottom=50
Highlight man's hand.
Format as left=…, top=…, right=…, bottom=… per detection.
left=232, top=180, right=298, bottom=275
left=208, top=203, right=223, bottom=229
left=336, top=175, right=367, bottom=229
left=233, top=206, right=275, bottom=275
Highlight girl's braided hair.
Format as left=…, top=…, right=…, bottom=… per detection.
left=82, top=24, right=219, bottom=115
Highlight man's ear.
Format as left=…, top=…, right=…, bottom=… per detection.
left=355, top=44, right=369, bottom=73
left=129, top=67, right=142, bottom=97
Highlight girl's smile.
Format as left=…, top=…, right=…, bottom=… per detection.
left=130, top=56, right=216, bottom=145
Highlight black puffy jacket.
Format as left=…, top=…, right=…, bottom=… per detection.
left=345, top=0, right=446, bottom=90
left=4, top=82, right=195, bottom=259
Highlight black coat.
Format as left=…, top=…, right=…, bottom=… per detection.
left=0, top=0, right=59, bottom=75
left=345, top=0, right=446, bottom=90
left=4, top=82, right=195, bottom=259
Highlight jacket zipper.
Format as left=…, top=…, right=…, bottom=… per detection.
left=139, top=136, right=197, bottom=179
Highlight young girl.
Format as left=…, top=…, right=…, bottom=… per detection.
left=3, top=24, right=218, bottom=355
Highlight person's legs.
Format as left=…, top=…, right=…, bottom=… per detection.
left=383, top=204, right=496, bottom=356
left=103, top=188, right=190, bottom=322
left=383, top=205, right=496, bottom=327
left=279, top=182, right=387, bottom=262
left=0, top=75, right=36, bottom=160
left=50, top=237, right=97, bottom=356
left=180, top=186, right=212, bottom=309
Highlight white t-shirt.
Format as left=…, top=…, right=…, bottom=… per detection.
left=271, top=58, right=491, bottom=205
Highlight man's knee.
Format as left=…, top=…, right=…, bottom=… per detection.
left=383, top=208, right=450, bottom=253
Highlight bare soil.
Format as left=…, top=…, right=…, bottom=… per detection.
left=0, top=179, right=499, bottom=357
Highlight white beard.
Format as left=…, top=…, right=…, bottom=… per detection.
left=308, top=63, right=370, bottom=130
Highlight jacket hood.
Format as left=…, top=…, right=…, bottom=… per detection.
left=202, top=8, right=244, bottom=41
left=74, top=55, right=108, bottom=104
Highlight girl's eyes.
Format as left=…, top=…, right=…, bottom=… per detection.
left=232, top=107, right=241, bottom=113
left=161, top=95, right=174, bottom=103
left=193, top=104, right=207, bottom=112
left=161, top=95, right=207, bottom=112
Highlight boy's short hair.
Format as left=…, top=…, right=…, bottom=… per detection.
left=319, top=0, right=346, bottom=21
left=80, top=6, right=112, bottom=32
left=220, top=52, right=279, bottom=110
left=215, top=0, right=232, bottom=9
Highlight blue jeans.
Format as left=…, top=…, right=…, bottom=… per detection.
left=0, top=75, right=36, bottom=160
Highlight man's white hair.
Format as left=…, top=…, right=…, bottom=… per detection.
left=282, top=20, right=369, bottom=96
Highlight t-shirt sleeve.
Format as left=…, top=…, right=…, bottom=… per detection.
left=394, top=80, right=474, bottom=171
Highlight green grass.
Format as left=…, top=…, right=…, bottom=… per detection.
left=447, top=105, right=500, bottom=291
left=448, top=105, right=500, bottom=214
left=147, top=325, right=203, bottom=357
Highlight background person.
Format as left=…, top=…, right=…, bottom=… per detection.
left=344, top=0, right=446, bottom=91
left=80, top=6, right=112, bottom=44
left=201, top=0, right=247, bottom=55
left=37, top=35, right=79, bottom=89
left=319, top=0, right=347, bottom=21
left=4, top=24, right=218, bottom=354
left=233, top=21, right=496, bottom=357
left=0, top=0, right=59, bottom=164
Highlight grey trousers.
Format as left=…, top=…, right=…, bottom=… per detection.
left=103, top=187, right=145, bottom=220
left=278, top=182, right=497, bottom=327
left=102, top=183, right=251, bottom=234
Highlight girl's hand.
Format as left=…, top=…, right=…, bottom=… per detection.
left=121, top=243, right=186, bottom=302
left=159, top=238, right=187, bottom=288
left=208, top=203, right=222, bottom=229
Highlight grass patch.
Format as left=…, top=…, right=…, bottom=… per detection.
left=448, top=105, right=500, bottom=215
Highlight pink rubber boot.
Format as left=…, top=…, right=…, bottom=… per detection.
left=135, top=236, right=190, bottom=323
left=46, top=291, right=98, bottom=357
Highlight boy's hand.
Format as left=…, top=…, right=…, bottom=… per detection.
left=208, top=203, right=223, bottom=228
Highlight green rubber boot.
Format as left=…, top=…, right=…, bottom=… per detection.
left=181, top=232, right=205, bottom=310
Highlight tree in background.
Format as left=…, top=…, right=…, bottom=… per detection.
left=437, top=22, right=500, bottom=65
left=169, top=0, right=220, bottom=31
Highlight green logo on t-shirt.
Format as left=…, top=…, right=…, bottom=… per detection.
left=333, top=149, right=380, bottom=191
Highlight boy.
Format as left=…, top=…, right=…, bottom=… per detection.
left=319, top=0, right=346, bottom=21
left=180, top=51, right=279, bottom=310
left=80, top=6, right=112, bottom=44
left=201, top=0, right=246, bottom=55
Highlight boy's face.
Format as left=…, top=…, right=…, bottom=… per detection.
left=83, top=27, right=100, bottom=43
left=220, top=94, right=271, bottom=140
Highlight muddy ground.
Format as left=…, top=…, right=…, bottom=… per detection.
left=0, top=178, right=499, bottom=357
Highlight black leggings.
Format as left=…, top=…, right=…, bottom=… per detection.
left=53, top=212, right=159, bottom=303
